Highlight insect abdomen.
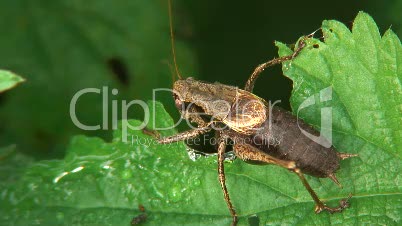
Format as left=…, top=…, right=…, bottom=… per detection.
left=253, top=107, right=340, bottom=178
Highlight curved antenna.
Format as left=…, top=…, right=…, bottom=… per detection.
left=168, top=0, right=183, bottom=80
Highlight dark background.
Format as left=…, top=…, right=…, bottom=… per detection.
left=0, top=0, right=400, bottom=159
left=179, top=0, right=399, bottom=108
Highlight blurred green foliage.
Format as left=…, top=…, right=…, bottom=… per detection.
left=0, top=0, right=196, bottom=158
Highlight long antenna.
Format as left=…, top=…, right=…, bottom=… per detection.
left=168, top=0, right=183, bottom=80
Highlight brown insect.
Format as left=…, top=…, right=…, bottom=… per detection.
left=143, top=1, right=358, bottom=225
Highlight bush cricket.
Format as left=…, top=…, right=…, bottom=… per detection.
left=143, top=1, right=358, bottom=225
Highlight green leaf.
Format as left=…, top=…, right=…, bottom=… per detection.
left=1, top=12, right=401, bottom=226
left=278, top=12, right=402, bottom=158
left=0, top=102, right=231, bottom=226
left=276, top=11, right=402, bottom=224
left=0, top=70, right=24, bottom=93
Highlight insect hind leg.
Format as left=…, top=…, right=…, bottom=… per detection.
left=294, top=168, right=352, bottom=214
left=233, top=143, right=352, bottom=215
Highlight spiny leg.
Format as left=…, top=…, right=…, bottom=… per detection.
left=233, top=143, right=351, bottom=214
left=217, top=136, right=238, bottom=226
left=143, top=126, right=211, bottom=144
left=244, top=35, right=310, bottom=92
left=143, top=103, right=214, bottom=144
left=293, top=169, right=351, bottom=214
left=233, top=143, right=297, bottom=168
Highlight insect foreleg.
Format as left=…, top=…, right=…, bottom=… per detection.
left=143, top=104, right=212, bottom=144
left=143, top=126, right=211, bottom=144
left=181, top=104, right=210, bottom=128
